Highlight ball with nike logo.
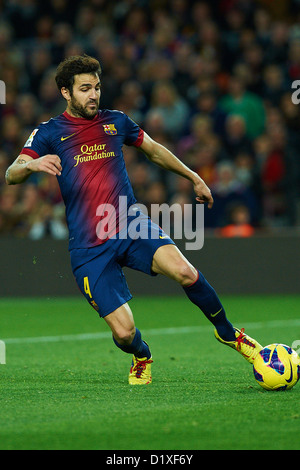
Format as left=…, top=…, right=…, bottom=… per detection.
left=253, top=343, right=300, bottom=391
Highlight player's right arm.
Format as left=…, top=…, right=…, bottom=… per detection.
left=5, top=154, right=62, bottom=185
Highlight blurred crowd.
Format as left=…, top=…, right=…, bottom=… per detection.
left=1, top=0, right=300, bottom=240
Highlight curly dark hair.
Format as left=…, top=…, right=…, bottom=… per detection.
left=55, top=55, right=102, bottom=94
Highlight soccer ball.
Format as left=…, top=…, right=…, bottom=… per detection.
left=253, top=343, right=300, bottom=391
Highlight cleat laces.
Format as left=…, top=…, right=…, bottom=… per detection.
left=133, top=358, right=153, bottom=378
left=236, top=328, right=255, bottom=354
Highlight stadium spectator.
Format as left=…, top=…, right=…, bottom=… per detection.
left=223, top=113, right=253, bottom=158
left=0, top=184, right=21, bottom=234
left=219, top=75, right=266, bottom=139
left=147, top=80, right=190, bottom=138
left=217, top=203, right=255, bottom=238
left=206, top=160, right=258, bottom=228
left=192, top=91, right=228, bottom=138
left=177, top=114, right=216, bottom=158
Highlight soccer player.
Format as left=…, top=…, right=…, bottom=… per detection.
left=5, top=55, right=262, bottom=384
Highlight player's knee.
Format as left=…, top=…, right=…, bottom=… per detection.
left=175, top=262, right=198, bottom=286
left=113, top=326, right=135, bottom=345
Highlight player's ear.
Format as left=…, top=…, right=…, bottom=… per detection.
left=61, top=87, right=71, bottom=101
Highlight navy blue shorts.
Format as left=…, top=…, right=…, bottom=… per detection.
left=70, top=213, right=174, bottom=317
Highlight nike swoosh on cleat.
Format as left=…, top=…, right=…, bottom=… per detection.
left=159, top=236, right=168, bottom=239
left=286, top=360, right=293, bottom=383
left=61, top=133, right=76, bottom=141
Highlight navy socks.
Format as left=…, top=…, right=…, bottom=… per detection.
left=183, top=270, right=236, bottom=342
left=113, top=328, right=151, bottom=359
left=113, top=270, right=235, bottom=360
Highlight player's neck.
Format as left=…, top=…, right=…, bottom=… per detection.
left=64, top=108, right=99, bottom=121
left=65, top=107, right=80, bottom=119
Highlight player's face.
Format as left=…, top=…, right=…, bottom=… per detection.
left=68, top=73, right=101, bottom=119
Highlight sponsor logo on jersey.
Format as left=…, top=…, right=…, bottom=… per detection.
left=74, top=143, right=115, bottom=167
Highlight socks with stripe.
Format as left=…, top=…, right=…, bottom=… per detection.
left=183, top=270, right=236, bottom=342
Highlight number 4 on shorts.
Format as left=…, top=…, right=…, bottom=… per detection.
left=0, top=340, right=6, bottom=364
left=84, top=276, right=92, bottom=299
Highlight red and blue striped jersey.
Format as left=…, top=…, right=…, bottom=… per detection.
left=21, top=110, right=144, bottom=249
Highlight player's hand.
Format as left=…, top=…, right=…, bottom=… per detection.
left=27, top=154, right=62, bottom=177
left=193, top=177, right=214, bottom=209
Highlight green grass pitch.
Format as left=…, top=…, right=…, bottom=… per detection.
left=0, top=295, right=300, bottom=450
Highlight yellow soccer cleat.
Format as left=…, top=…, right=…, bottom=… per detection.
left=214, top=327, right=263, bottom=364
left=128, top=356, right=153, bottom=385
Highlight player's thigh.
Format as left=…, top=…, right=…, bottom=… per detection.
left=122, top=213, right=175, bottom=276
left=104, top=302, right=136, bottom=344
left=151, top=244, right=198, bottom=285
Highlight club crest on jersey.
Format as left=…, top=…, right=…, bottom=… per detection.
left=103, top=124, right=117, bottom=135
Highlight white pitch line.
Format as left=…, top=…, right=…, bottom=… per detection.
left=2, top=318, right=300, bottom=345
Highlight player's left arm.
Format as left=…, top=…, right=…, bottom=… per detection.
left=139, top=131, right=214, bottom=208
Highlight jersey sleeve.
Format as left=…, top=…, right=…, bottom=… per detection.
left=123, top=113, right=144, bottom=147
left=20, top=123, right=52, bottom=159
